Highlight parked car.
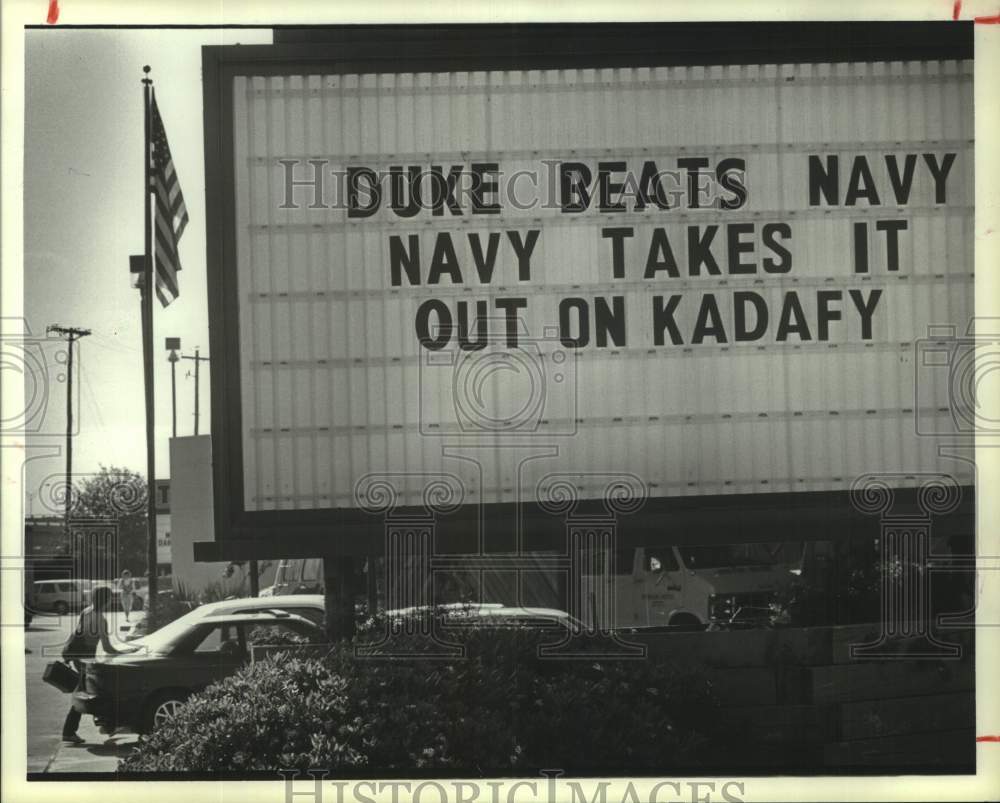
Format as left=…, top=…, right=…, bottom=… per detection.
left=384, top=602, right=587, bottom=632
left=75, top=610, right=323, bottom=733
left=32, top=579, right=89, bottom=615
left=110, top=594, right=326, bottom=645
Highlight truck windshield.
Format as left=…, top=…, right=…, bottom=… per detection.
left=679, top=542, right=802, bottom=569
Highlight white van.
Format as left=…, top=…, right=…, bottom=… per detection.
left=33, top=579, right=89, bottom=615
left=270, top=559, right=324, bottom=596
left=582, top=542, right=803, bottom=630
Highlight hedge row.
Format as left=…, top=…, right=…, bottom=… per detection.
left=120, top=629, right=723, bottom=773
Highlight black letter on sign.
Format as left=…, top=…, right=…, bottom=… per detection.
left=776, top=292, right=812, bottom=342
left=885, top=154, right=917, bottom=205
left=816, top=290, right=843, bottom=341
left=717, top=158, right=748, bottom=210
left=762, top=223, right=792, bottom=273
left=430, top=165, right=464, bottom=217
left=427, top=233, right=463, bottom=284
left=644, top=228, right=679, bottom=278
left=845, top=157, right=881, bottom=206
left=692, top=294, right=728, bottom=344
left=853, top=222, right=869, bottom=274
left=416, top=299, right=452, bottom=350
left=688, top=226, right=721, bottom=275
left=559, top=298, right=590, bottom=348
left=470, top=163, right=501, bottom=214
left=389, top=165, right=423, bottom=218
left=602, top=228, right=634, bottom=279
left=560, top=162, right=592, bottom=213
left=635, top=161, right=671, bottom=211
left=875, top=219, right=908, bottom=272
left=924, top=153, right=956, bottom=204
left=598, top=162, right=627, bottom=212
left=469, top=233, right=501, bottom=284
left=849, top=289, right=882, bottom=340
left=347, top=166, right=381, bottom=218
left=494, top=297, right=528, bottom=348
left=808, top=155, right=838, bottom=206
left=389, top=234, right=421, bottom=286
left=507, top=230, right=540, bottom=282
left=677, top=157, right=710, bottom=209
left=727, top=223, right=756, bottom=274
left=594, top=296, right=626, bottom=347
left=734, top=292, right=768, bottom=341
left=457, top=301, right=489, bottom=351
left=653, top=295, right=683, bottom=346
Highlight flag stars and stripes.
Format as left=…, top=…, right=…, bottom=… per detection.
left=149, top=91, right=188, bottom=307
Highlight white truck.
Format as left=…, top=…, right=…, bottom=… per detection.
left=583, top=542, right=806, bottom=630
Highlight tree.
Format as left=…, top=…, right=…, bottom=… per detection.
left=70, top=465, right=149, bottom=577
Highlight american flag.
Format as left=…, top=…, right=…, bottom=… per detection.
left=149, top=91, right=188, bottom=307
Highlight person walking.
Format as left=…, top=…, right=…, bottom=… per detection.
left=61, top=586, right=124, bottom=744
left=120, top=569, right=135, bottom=622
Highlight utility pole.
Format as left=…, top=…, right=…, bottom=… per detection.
left=181, top=349, right=209, bottom=435
left=165, top=338, right=181, bottom=438
left=46, top=325, right=91, bottom=537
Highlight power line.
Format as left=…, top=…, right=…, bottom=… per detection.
left=88, top=335, right=139, bottom=356
left=81, top=369, right=106, bottom=431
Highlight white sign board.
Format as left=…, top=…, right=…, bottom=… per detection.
left=228, top=61, right=973, bottom=512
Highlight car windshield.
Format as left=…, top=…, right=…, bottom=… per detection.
left=128, top=607, right=211, bottom=652
left=679, top=542, right=802, bottom=569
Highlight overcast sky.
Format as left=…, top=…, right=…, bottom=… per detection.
left=24, top=27, right=272, bottom=510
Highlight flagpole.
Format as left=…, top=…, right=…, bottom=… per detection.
left=142, top=66, right=158, bottom=617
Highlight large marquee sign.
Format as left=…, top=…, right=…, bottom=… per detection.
left=202, top=29, right=973, bottom=553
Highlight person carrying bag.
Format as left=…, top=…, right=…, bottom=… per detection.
left=57, top=586, right=124, bottom=744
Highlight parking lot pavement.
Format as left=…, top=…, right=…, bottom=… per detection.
left=42, top=720, right=139, bottom=774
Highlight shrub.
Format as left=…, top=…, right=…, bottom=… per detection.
left=121, top=628, right=722, bottom=773
left=120, top=652, right=364, bottom=772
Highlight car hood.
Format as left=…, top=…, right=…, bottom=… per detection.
left=93, top=644, right=169, bottom=664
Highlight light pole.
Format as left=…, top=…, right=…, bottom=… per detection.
left=165, top=337, right=181, bottom=438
